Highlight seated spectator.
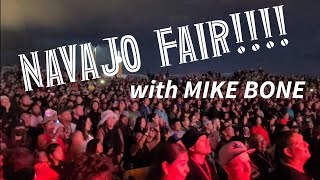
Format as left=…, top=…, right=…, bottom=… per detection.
left=169, top=118, right=185, bottom=138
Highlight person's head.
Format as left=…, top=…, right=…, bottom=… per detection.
left=135, top=116, right=146, bottom=130
left=42, top=119, right=55, bottom=133
left=86, top=139, right=104, bottom=155
left=131, top=101, right=139, bottom=111
left=248, top=134, right=267, bottom=153
left=181, top=116, right=190, bottom=128
left=213, top=118, right=221, bottom=130
left=46, top=143, right=65, bottom=164
left=156, top=102, right=164, bottom=110
left=11, top=122, right=26, bottom=140
left=31, top=104, right=41, bottom=116
left=255, top=117, right=262, bottom=125
left=276, top=131, right=310, bottom=166
left=170, top=118, right=182, bottom=131
left=98, top=110, right=118, bottom=129
left=3, top=147, right=35, bottom=180
left=92, top=101, right=99, bottom=111
left=143, top=98, right=150, bottom=106
left=220, top=124, right=235, bottom=139
left=181, top=129, right=211, bottom=156
left=73, top=104, right=84, bottom=117
left=0, top=95, right=11, bottom=109
left=202, top=119, right=213, bottom=131
left=219, top=141, right=255, bottom=180
left=59, top=108, right=72, bottom=123
left=120, top=114, right=129, bottom=126
left=134, top=131, right=144, bottom=143
left=20, top=113, right=31, bottom=127
left=148, top=143, right=189, bottom=180
left=76, top=115, right=92, bottom=133
left=287, top=121, right=299, bottom=133
left=20, top=94, right=32, bottom=107
left=76, top=96, right=83, bottom=105
left=150, top=113, right=160, bottom=125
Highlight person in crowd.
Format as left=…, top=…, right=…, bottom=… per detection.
left=71, top=104, right=84, bottom=124
left=168, top=104, right=181, bottom=120
left=30, top=104, right=43, bottom=127
left=272, top=131, right=312, bottom=180
left=154, top=102, right=169, bottom=126
left=218, top=141, right=256, bottom=180
left=139, top=98, right=151, bottom=121
left=8, top=121, right=32, bottom=149
left=215, top=123, right=235, bottom=155
left=305, top=124, right=320, bottom=180
left=251, top=116, right=270, bottom=147
left=71, top=115, right=94, bottom=155
left=248, top=134, right=275, bottom=180
left=169, top=118, right=185, bottom=138
left=133, top=116, right=147, bottom=133
left=181, top=116, right=190, bottom=132
left=14, top=94, right=32, bottom=118
left=56, top=108, right=77, bottom=143
left=37, top=114, right=65, bottom=151
left=97, top=110, right=124, bottom=165
left=128, top=101, right=141, bottom=129
left=73, top=154, right=114, bottom=180
left=181, top=128, right=219, bottom=180
left=46, top=143, right=72, bottom=180
left=86, top=139, right=104, bottom=156
left=34, top=150, right=59, bottom=180
left=146, top=143, right=190, bottom=180
left=130, top=123, right=161, bottom=168
left=2, top=147, right=35, bottom=180
left=117, top=113, right=133, bottom=169
left=87, top=101, right=101, bottom=137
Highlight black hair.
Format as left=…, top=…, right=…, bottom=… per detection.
left=86, top=139, right=100, bottom=155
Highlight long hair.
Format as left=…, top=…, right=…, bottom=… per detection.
left=146, top=143, right=187, bottom=180
left=76, top=115, right=91, bottom=140
left=133, top=116, right=146, bottom=133
left=46, top=143, right=60, bottom=165
left=86, top=139, right=100, bottom=155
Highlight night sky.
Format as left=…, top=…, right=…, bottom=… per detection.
left=1, top=0, right=320, bottom=75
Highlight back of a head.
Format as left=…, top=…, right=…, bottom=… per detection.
left=3, top=147, right=35, bottom=180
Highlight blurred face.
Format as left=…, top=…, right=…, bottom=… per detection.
left=119, top=101, right=126, bottom=110
left=256, top=135, right=267, bottom=152
left=140, top=118, right=146, bottom=128
left=75, top=106, right=84, bottom=116
left=32, top=105, right=41, bottom=115
left=192, top=135, right=211, bottom=155
left=223, top=126, right=235, bottom=138
left=97, top=142, right=103, bottom=154
left=135, top=132, right=143, bottom=142
left=76, top=97, right=83, bottom=104
left=173, top=121, right=182, bottom=131
left=144, top=98, right=150, bottom=105
left=106, top=117, right=116, bottom=129
left=1, top=98, right=10, bottom=108
left=153, top=114, right=160, bottom=125
left=61, top=111, right=72, bottom=122
left=92, top=102, right=99, bottom=111
left=183, top=118, right=190, bottom=127
left=21, top=95, right=32, bottom=106
left=225, top=153, right=251, bottom=180
left=256, top=117, right=262, bottom=125
left=164, top=152, right=189, bottom=180
left=132, top=102, right=139, bottom=111
left=157, top=103, right=163, bottom=110
left=44, top=120, right=55, bottom=133
left=86, top=118, right=92, bottom=131
left=21, top=113, right=31, bottom=126
left=121, top=116, right=129, bottom=126
left=52, top=146, right=65, bottom=161
left=206, top=121, right=213, bottom=130
left=286, top=133, right=310, bottom=163
left=38, top=151, right=48, bottom=163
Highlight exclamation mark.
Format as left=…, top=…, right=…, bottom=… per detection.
left=230, top=13, right=246, bottom=54
left=258, top=8, right=274, bottom=49
left=244, top=10, right=260, bottom=52
left=273, top=5, right=289, bottom=47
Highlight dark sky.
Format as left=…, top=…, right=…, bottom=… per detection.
left=1, top=0, right=320, bottom=75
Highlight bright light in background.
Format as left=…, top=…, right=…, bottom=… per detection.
left=310, top=88, right=314, bottom=92
left=99, top=79, right=105, bottom=84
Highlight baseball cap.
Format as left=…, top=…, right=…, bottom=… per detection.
left=218, top=141, right=255, bottom=166
left=97, top=110, right=118, bottom=127
left=181, top=128, right=207, bottom=149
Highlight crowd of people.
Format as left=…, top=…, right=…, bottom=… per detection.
left=0, top=68, right=319, bottom=180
